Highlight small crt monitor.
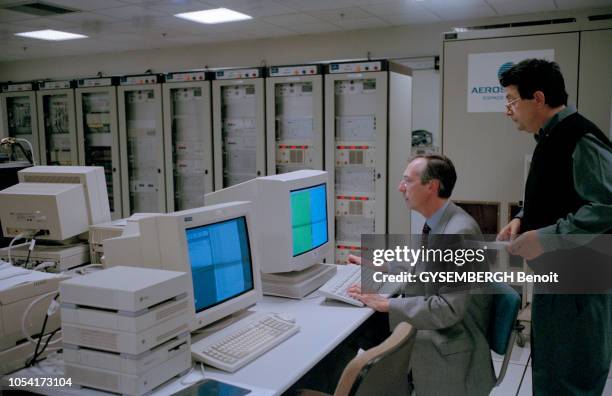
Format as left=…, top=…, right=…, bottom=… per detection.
left=205, top=170, right=332, bottom=275
left=156, top=201, right=262, bottom=330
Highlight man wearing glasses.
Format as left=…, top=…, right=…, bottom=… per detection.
left=497, top=58, right=612, bottom=394
left=346, top=154, right=495, bottom=396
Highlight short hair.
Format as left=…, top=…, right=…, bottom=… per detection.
left=499, top=58, right=568, bottom=107
left=410, top=154, right=457, bottom=198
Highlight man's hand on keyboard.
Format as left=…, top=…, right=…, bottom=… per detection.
left=347, top=254, right=362, bottom=265
left=347, top=285, right=390, bottom=312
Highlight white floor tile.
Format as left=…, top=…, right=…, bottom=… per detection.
left=491, top=362, right=527, bottom=396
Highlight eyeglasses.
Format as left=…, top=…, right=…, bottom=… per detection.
left=505, top=97, right=521, bottom=109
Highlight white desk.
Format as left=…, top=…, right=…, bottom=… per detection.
left=206, top=293, right=374, bottom=393
left=2, top=267, right=374, bottom=396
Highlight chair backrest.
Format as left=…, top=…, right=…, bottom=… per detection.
left=333, top=322, right=416, bottom=396
left=487, top=282, right=521, bottom=355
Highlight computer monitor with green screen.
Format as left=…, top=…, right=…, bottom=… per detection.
left=205, top=170, right=335, bottom=298
left=291, top=183, right=327, bottom=256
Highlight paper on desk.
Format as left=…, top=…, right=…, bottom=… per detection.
left=0, top=265, right=59, bottom=291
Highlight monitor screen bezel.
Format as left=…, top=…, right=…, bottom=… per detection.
left=289, top=182, right=329, bottom=258
left=185, top=215, right=256, bottom=315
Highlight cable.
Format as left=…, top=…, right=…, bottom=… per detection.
left=179, top=362, right=206, bottom=386
left=8, top=232, right=30, bottom=265
left=28, top=327, right=61, bottom=367
left=16, top=138, right=35, bottom=164
left=13, top=141, right=34, bottom=164
left=25, top=294, right=62, bottom=367
left=26, top=310, right=49, bottom=367
left=34, top=262, right=56, bottom=271
left=24, top=238, right=37, bottom=268
left=21, top=290, right=62, bottom=347
left=32, top=350, right=63, bottom=375
left=62, top=263, right=103, bottom=276
left=0, top=136, right=36, bottom=165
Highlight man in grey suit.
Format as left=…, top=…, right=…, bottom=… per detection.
left=348, top=154, right=495, bottom=396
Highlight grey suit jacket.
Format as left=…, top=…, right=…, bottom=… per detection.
left=388, top=201, right=495, bottom=396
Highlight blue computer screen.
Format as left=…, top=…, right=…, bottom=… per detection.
left=185, top=216, right=254, bottom=313
left=290, top=183, right=328, bottom=256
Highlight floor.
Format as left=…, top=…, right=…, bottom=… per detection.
left=490, top=343, right=612, bottom=395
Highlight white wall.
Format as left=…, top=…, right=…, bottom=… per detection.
left=0, top=23, right=449, bottom=81
left=0, top=7, right=606, bottom=82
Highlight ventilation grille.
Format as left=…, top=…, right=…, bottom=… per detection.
left=588, top=14, right=612, bottom=21
left=446, top=17, right=577, bottom=39
left=349, top=201, right=363, bottom=216
left=21, top=175, right=81, bottom=184
left=2, top=2, right=78, bottom=16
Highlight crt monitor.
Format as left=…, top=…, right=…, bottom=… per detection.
left=205, top=170, right=332, bottom=274
left=186, top=216, right=254, bottom=317
left=0, top=166, right=110, bottom=241
left=104, top=201, right=262, bottom=330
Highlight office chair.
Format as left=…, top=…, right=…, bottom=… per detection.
left=487, top=282, right=522, bottom=386
left=299, top=321, right=416, bottom=396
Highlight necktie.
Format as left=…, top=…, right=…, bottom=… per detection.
left=421, top=223, right=431, bottom=250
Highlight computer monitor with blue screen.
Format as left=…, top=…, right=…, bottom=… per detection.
left=186, top=216, right=254, bottom=314
left=205, top=170, right=335, bottom=298
left=153, top=201, right=262, bottom=330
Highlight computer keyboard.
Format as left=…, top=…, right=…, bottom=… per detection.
left=191, top=312, right=299, bottom=372
left=318, top=264, right=364, bottom=307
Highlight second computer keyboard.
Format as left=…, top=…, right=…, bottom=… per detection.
left=318, top=264, right=364, bottom=307
left=191, top=312, right=299, bottom=372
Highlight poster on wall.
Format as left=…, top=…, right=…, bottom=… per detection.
left=467, top=49, right=555, bottom=113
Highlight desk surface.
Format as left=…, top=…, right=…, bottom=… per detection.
left=2, top=266, right=374, bottom=396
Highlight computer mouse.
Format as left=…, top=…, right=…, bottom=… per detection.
left=274, top=313, right=296, bottom=323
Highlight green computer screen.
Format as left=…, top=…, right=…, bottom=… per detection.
left=290, top=183, right=328, bottom=256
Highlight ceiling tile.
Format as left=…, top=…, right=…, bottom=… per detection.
left=0, top=9, right=37, bottom=22
left=94, top=5, right=168, bottom=20
left=554, top=0, right=612, bottom=10
left=486, top=0, right=557, bottom=16
left=50, top=11, right=122, bottom=24
left=337, top=16, right=387, bottom=29
left=286, top=21, right=343, bottom=34
left=420, top=0, right=498, bottom=20
left=378, top=11, right=440, bottom=25
left=275, top=0, right=366, bottom=12
left=154, top=33, right=209, bottom=44
left=203, top=0, right=299, bottom=17
left=240, top=23, right=294, bottom=36
left=41, top=0, right=126, bottom=11
left=104, top=18, right=170, bottom=33
left=145, top=0, right=215, bottom=15
left=9, top=17, right=79, bottom=31
left=306, top=7, right=373, bottom=22
left=262, top=13, right=322, bottom=27
left=358, top=0, right=441, bottom=19
left=0, top=22, right=30, bottom=34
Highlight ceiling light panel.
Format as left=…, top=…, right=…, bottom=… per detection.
left=175, top=8, right=252, bottom=24
left=14, top=29, right=87, bottom=40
